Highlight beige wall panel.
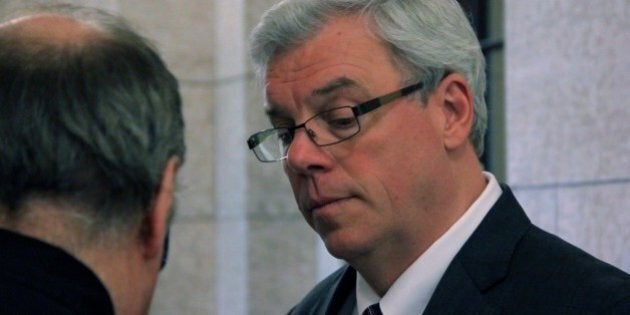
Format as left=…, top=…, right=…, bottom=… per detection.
left=248, top=218, right=319, bottom=313
left=506, top=0, right=629, bottom=273
left=119, top=0, right=216, bottom=82
left=506, top=0, right=630, bottom=185
left=151, top=220, right=217, bottom=314
left=557, top=184, right=630, bottom=272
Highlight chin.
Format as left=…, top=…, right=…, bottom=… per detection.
left=320, top=229, right=372, bottom=261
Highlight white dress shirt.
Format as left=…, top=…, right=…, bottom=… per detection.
left=355, top=172, right=502, bottom=315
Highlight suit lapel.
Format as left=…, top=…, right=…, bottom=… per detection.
left=423, top=259, right=500, bottom=314
left=424, top=185, right=531, bottom=314
left=324, top=266, right=357, bottom=315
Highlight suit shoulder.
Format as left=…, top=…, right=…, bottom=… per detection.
left=509, top=225, right=630, bottom=306
left=521, top=225, right=628, bottom=278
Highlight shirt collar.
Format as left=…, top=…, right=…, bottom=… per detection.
left=356, top=172, right=502, bottom=315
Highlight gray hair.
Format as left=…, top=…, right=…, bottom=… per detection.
left=0, top=4, right=185, bottom=233
left=250, top=0, right=487, bottom=156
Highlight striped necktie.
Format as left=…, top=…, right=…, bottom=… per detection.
left=362, top=303, right=382, bottom=315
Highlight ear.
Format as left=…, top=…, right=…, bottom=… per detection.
left=436, top=73, right=475, bottom=151
left=140, top=157, right=179, bottom=262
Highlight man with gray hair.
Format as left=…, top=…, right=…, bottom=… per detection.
left=247, top=0, right=630, bottom=314
left=0, top=4, right=184, bottom=314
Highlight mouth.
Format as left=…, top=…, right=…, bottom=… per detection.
left=307, top=197, right=352, bottom=213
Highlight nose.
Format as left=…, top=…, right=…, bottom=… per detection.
left=284, top=127, right=333, bottom=174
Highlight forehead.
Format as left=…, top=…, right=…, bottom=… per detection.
left=265, top=14, right=403, bottom=112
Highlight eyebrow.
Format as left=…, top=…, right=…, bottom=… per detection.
left=264, top=106, right=284, bottom=118
left=311, top=77, right=358, bottom=97
left=264, top=76, right=363, bottom=118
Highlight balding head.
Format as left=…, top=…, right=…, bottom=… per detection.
left=0, top=4, right=184, bottom=314
left=0, top=6, right=121, bottom=72
left=0, top=3, right=185, bottom=239
left=0, top=14, right=101, bottom=45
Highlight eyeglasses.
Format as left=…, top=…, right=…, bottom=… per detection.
left=247, top=82, right=423, bottom=162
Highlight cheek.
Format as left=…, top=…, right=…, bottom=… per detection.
left=283, top=165, right=314, bottom=220
left=283, top=166, right=301, bottom=200
left=370, top=113, right=441, bottom=170
left=353, top=111, right=446, bottom=205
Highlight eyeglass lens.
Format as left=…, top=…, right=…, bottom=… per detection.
left=253, top=106, right=360, bottom=162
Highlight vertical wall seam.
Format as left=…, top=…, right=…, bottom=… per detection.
left=213, top=0, right=248, bottom=314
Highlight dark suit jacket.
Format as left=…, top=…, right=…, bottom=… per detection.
left=289, top=185, right=630, bottom=314
left=0, top=229, right=114, bottom=315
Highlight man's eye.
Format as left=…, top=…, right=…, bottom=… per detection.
left=319, top=107, right=357, bottom=130
left=278, top=130, right=293, bottom=145
left=327, top=117, right=357, bottom=129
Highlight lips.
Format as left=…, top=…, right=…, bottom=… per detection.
left=296, top=179, right=357, bottom=214
left=305, top=196, right=351, bottom=213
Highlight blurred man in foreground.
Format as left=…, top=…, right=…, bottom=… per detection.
left=0, top=4, right=185, bottom=314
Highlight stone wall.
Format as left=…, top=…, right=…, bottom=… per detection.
left=505, top=0, right=629, bottom=274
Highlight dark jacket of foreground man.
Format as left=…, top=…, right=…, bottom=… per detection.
left=0, top=229, right=114, bottom=315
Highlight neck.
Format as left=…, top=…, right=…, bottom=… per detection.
left=82, top=243, right=156, bottom=315
left=0, top=202, right=156, bottom=315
